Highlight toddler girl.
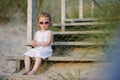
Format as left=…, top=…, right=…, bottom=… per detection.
left=23, top=12, right=53, bottom=75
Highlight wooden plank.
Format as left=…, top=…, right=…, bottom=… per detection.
left=16, top=60, right=20, bottom=72
left=65, top=22, right=104, bottom=26
left=53, top=30, right=107, bottom=35
left=24, top=41, right=104, bottom=47
left=64, top=18, right=98, bottom=22
left=53, top=42, right=104, bottom=46
left=48, top=56, right=106, bottom=62
left=79, top=0, right=83, bottom=18
left=53, top=22, right=104, bottom=26
left=5, top=56, right=106, bottom=62
left=27, top=0, right=33, bottom=42
left=5, top=55, right=107, bottom=74
left=61, top=0, right=66, bottom=31
left=91, top=0, right=95, bottom=17
left=5, top=56, right=24, bottom=60
left=27, top=0, right=34, bottom=50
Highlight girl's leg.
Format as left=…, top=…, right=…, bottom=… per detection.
left=27, top=57, right=42, bottom=75
left=23, top=55, right=31, bottom=75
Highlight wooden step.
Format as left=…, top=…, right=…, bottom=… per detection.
left=48, top=56, right=106, bottom=62
left=5, top=55, right=106, bottom=72
left=53, top=22, right=104, bottom=26
left=53, top=42, right=104, bottom=46
left=64, top=18, right=98, bottom=22
left=5, top=56, right=105, bottom=62
left=53, top=30, right=108, bottom=35
left=25, top=42, right=104, bottom=47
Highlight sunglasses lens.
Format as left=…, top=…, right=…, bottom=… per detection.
left=39, top=21, right=50, bottom=25
left=45, top=22, right=50, bottom=24
left=39, top=22, right=43, bottom=24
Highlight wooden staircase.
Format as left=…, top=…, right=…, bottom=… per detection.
left=5, top=23, right=108, bottom=73
left=7, top=0, right=109, bottom=80
left=7, top=0, right=107, bottom=69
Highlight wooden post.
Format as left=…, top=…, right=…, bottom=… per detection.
left=79, top=0, right=83, bottom=18
left=91, top=0, right=95, bottom=17
left=61, top=0, right=66, bottom=31
left=27, top=0, right=34, bottom=49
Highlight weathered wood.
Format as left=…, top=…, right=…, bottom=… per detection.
left=53, top=22, right=104, bottom=26
left=24, top=41, right=104, bottom=50
left=5, top=56, right=22, bottom=72
left=79, top=0, right=83, bottom=18
left=58, top=0, right=99, bottom=31
left=16, top=60, right=20, bottom=72
left=64, top=18, right=98, bottom=22
left=65, top=22, right=104, bottom=26
left=61, top=0, right=66, bottom=31
left=53, top=42, right=104, bottom=46
left=91, top=0, right=95, bottom=17
left=48, top=56, right=106, bottom=62
left=53, top=30, right=107, bottom=35
left=5, top=54, right=106, bottom=71
left=5, top=56, right=24, bottom=61
left=5, top=56, right=106, bottom=62
left=27, top=0, right=34, bottom=50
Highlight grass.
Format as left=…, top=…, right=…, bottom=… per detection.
left=46, top=68, right=81, bottom=80
left=0, top=1, right=119, bottom=56
left=0, top=0, right=120, bottom=78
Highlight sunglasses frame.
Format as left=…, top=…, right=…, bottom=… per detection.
left=39, top=21, right=50, bottom=25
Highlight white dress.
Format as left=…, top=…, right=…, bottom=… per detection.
left=24, top=30, right=53, bottom=59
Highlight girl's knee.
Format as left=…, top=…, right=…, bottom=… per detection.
left=36, top=57, right=42, bottom=61
left=24, top=55, right=31, bottom=58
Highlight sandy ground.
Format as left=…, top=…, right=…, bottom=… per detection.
left=8, top=62, right=109, bottom=80
left=0, top=23, right=108, bottom=80
left=0, top=23, right=27, bottom=79
left=0, top=23, right=27, bottom=56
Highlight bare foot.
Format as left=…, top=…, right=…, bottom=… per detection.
left=27, top=71, right=36, bottom=75
left=22, top=71, right=30, bottom=75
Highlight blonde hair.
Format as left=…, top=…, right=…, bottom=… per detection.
left=36, top=12, right=51, bottom=26
left=38, top=12, right=51, bottom=21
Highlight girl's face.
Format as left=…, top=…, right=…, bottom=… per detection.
left=38, top=17, right=51, bottom=30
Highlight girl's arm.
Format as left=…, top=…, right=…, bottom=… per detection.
left=30, top=33, right=38, bottom=47
left=36, top=31, right=53, bottom=47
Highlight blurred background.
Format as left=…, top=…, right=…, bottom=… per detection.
left=0, top=0, right=119, bottom=58
left=0, top=0, right=120, bottom=79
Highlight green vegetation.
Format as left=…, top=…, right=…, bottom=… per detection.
left=46, top=69, right=81, bottom=80
left=0, top=0, right=27, bottom=21
left=0, top=0, right=120, bottom=55
left=0, top=1, right=120, bottom=77
left=0, top=0, right=119, bottom=23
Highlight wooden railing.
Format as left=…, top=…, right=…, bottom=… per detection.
left=60, top=0, right=99, bottom=31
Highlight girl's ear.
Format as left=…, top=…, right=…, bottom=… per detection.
left=35, top=18, right=40, bottom=27
left=50, top=21, right=53, bottom=26
left=37, top=21, right=39, bottom=26
left=35, top=21, right=39, bottom=27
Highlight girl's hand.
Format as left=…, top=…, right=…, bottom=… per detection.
left=31, top=40, right=37, bottom=47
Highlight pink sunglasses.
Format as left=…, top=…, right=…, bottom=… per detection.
left=39, top=21, right=50, bottom=25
